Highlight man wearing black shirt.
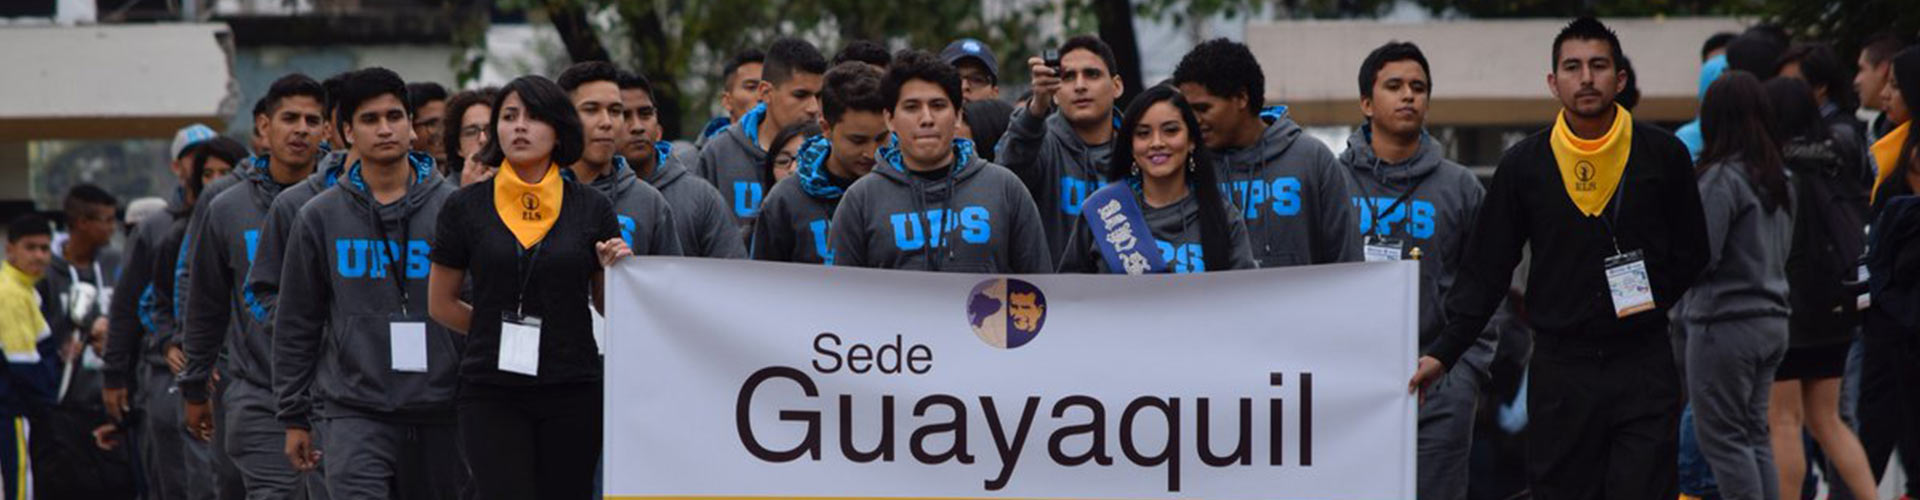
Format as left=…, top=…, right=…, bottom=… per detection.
left=1409, top=17, right=1709, bottom=498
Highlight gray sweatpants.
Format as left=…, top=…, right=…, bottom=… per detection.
left=1686, top=317, right=1789, bottom=500
left=223, top=378, right=310, bottom=499
left=1418, top=340, right=1491, bottom=500
left=138, top=365, right=215, bottom=500
left=314, top=416, right=464, bottom=500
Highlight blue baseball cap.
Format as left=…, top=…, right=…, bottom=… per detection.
left=940, top=38, right=999, bottom=83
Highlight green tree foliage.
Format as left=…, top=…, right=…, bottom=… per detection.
left=510, top=0, right=1068, bottom=140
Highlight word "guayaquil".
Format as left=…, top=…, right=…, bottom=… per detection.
left=735, top=333, right=1316, bottom=492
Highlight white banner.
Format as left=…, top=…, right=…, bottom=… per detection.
left=605, top=258, right=1418, bottom=500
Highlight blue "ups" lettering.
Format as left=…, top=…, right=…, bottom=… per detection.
left=1154, top=241, right=1206, bottom=273
left=335, top=239, right=430, bottom=279
left=1059, top=176, right=1107, bottom=216
left=616, top=215, right=636, bottom=248
left=808, top=219, right=835, bottom=265
left=1352, top=197, right=1436, bottom=240
left=1220, top=177, right=1302, bottom=220
left=243, top=229, right=261, bottom=263
left=889, top=206, right=990, bottom=250
left=732, top=181, right=765, bottom=218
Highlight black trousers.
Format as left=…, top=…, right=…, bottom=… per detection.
left=1858, top=310, right=1920, bottom=491
left=1525, top=330, right=1681, bottom=500
left=457, top=381, right=602, bottom=500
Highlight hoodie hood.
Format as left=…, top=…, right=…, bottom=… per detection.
left=1040, top=108, right=1123, bottom=165
left=647, top=148, right=695, bottom=189
left=700, top=116, right=731, bottom=141
left=565, top=155, right=645, bottom=202
left=1677, top=57, right=1728, bottom=160
left=340, top=152, right=444, bottom=221
left=1339, top=123, right=1446, bottom=184
left=735, top=102, right=769, bottom=151
left=795, top=135, right=859, bottom=200
left=305, top=149, right=350, bottom=193
left=1217, top=106, right=1304, bottom=173
left=572, top=154, right=681, bottom=257
left=240, top=155, right=298, bottom=211
left=877, top=137, right=982, bottom=185
left=1698, top=55, right=1728, bottom=100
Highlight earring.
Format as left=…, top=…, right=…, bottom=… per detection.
left=1131, top=164, right=1140, bottom=177
left=1186, top=153, right=1196, bottom=173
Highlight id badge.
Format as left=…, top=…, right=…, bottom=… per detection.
left=68, top=282, right=98, bottom=324
left=1857, top=264, right=1871, bottom=310
left=389, top=314, right=428, bottom=373
left=1605, top=250, right=1656, bottom=318
left=1364, top=237, right=1405, bottom=263
left=498, top=313, right=541, bottom=376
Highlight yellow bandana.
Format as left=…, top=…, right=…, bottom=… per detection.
left=1870, top=122, right=1910, bottom=203
left=493, top=162, right=564, bottom=248
left=0, top=262, right=48, bottom=363
left=1549, top=104, right=1634, bottom=217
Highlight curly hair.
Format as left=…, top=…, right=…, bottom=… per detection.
left=1172, top=38, right=1264, bottom=117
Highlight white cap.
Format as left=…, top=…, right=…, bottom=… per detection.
left=169, top=124, right=218, bottom=160
left=125, top=197, right=169, bottom=226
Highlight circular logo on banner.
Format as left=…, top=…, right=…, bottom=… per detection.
left=521, top=193, right=540, bottom=211
left=966, top=278, right=1047, bottom=349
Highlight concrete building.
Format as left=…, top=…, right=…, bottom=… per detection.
left=1244, top=17, right=1749, bottom=165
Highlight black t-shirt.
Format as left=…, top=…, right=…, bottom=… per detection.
left=430, top=179, right=619, bottom=387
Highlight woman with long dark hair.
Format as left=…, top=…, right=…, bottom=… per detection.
left=426, top=75, right=630, bottom=499
left=1682, top=70, right=1794, bottom=500
left=1858, top=47, right=1920, bottom=494
left=1763, top=76, right=1879, bottom=500
left=1056, top=84, right=1252, bottom=273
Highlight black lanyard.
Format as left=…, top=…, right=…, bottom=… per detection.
left=514, top=241, right=544, bottom=318
left=1597, top=171, right=1629, bottom=254
left=362, top=201, right=412, bottom=315
left=908, top=165, right=959, bottom=272
left=1355, top=159, right=1432, bottom=241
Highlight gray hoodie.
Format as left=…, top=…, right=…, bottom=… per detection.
left=830, top=139, right=1053, bottom=273
left=696, top=102, right=771, bottom=233
left=179, top=157, right=301, bottom=402
left=1212, top=107, right=1361, bottom=267
left=753, top=136, right=853, bottom=265
left=571, top=155, right=681, bottom=257
left=996, top=108, right=1115, bottom=260
left=104, top=199, right=183, bottom=389
left=644, top=143, right=748, bottom=259
left=111, top=160, right=260, bottom=390
left=1681, top=159, right=1792, bottom=323
left=1057, top=187, right=1256, bottom=273
left=243, top=149, right=347, bottom=346
left=1339, top=126, right=1488, bottom=351
left=274, top=154, right=460, bottom=428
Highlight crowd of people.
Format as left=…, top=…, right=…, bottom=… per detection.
left=0, top=14, right=1915, bottom=500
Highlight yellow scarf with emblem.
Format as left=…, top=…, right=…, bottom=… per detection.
left=1550, top=104, right=1633, bottom=217
left=0, top=261, right=48, bottom=364
left=493, top=162, right=563, bottom=248
left=1870, top=122, right=1909, bottom=203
